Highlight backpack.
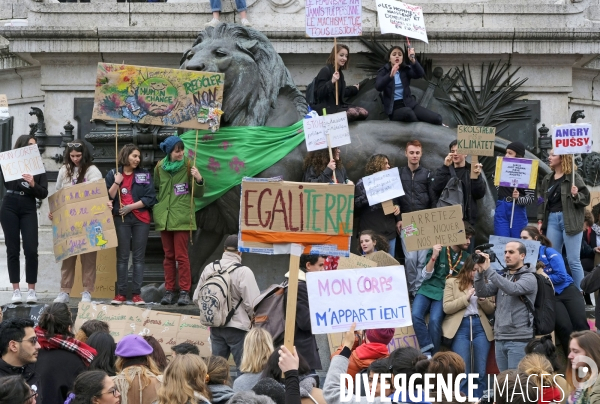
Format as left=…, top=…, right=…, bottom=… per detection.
left=305, top=77, right=318, bottom=106
left=514, top=269, right=556, bottom=336
left=251, top=281, right=288, bottom=341
left=196, top=260, right=244, bottom=327
left=436, top=165, right=465, bottom=211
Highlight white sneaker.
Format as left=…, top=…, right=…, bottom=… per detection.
left=54, top=292, right=70, bottom=303
left=241, top=18, right=251, bottom=27
left=26, top=289, right=37, bottom=304
left=205, top=18, right=220, bottom=27
left=81, top=291, right=92, bottom=303
left=11, top=289, right=23, bottom=304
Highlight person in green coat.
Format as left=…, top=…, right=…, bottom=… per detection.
left=154, top=136, right=205, bottom=306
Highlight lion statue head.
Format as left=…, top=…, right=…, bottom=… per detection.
left=180, top=23, right=308, bottom=127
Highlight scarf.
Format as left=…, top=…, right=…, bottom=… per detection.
left=161, top=156, right=185, bottom=174
left=34, top=326, right=96, bottom=365
left=592, top=223, right=600, bottom=238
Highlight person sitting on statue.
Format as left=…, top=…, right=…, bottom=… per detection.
left=302, top=147, right=352, bottom=184
left=375, top=46, right=442, bottom=125
left=205, top=0, right=251, bottom=28
left=309, top=44, right=368, bottom=122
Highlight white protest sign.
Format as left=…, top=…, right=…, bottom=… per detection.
left=363, top=167, right=405, bottom=206
left=552, top=123, right=592, bottom=155
left=375, top=0, right=428, bottom=43
left=489, top=236, right=540, bottom=273
left=325, top=112, right=351, bottom=148
left=0, top=95, right=9, bottom=119
left=303, top=117, right=327, bottom=152
left=305, top=0, right=362, bottom=38
left=494, top=157, right=538, bottom=190
left=0, top=145, right=46, bottom=181
left=306, top=265, right=411, bottom=333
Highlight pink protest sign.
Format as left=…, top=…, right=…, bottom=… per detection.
left=551, top=123, right=592, bottom=155
left=305, top=0, right=362, bottom=38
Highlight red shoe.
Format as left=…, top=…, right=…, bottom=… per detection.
left=132, top=294, right=145, bottom=306
left=111, top=295, right=126, bottom=305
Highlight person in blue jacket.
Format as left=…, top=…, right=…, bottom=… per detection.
left=521, top=225, right=589, bottom=354
left=375, top=46, right=442, bottom=125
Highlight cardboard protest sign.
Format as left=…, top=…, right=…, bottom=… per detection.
left=142, top=311, right=182, bottom=354
left=305, top=0, right=362, bottom=38
left=325, top=112, right=351, bottom=148
left=92, top=63, right=225, bottom=131
left=401, top=205, right=466, bottom=252
left=363, top=167, right=404, bottom=206
left=367, top=251, right=400, bottom=267
left=176, top=315, right=212, bottom=357
left=588, top=191, right=600, bottom=212
left=489, top=236, right=540, bottom=273
left=72, top=249, right=117, bottom=298
left=494, top=157, right=539, bottom=190
left=306, top=266, right=411, bottom=333
left=49, top=180, right=117, bottom=262
left=328, top=325, right=418, bottom=356
left=73, top=302, right=146, bottom=342
left=375, top=0, right=427, bottom=43
left=456, top=125, right=496, bottom=156
left=337, top=254, right=376, bottom=270
left=552, top=123, right=592, bottom=155
left=239, top=178, right=354, bottom=256
left=303, top=117, right=327, bottom=152
left=0, top=94, right=9, bottom=119
left=0, top=145, right=46, bottom=182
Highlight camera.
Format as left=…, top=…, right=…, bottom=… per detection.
left=472, top=243, right=497, bottom=264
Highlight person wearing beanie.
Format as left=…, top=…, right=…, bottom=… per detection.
left=154, top=135, right=205, bottom=306
left=494, top=141, right=536, bottom=237
left=113, top=334, right=162, bottom=404
left=331, top=328, right=394, bottom=381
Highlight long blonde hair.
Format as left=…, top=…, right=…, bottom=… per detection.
left=156, top=354, right=211, bottom=404
left=559, top=154, right=573, bottom=175
left=517, top=353, right=557, bottom=391
left=239, top=328, right=274, bottom=373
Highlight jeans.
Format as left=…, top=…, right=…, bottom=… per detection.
left=494, top=200, right=528, bottom=238
left=115, top=214, right=150, bottom=295
left=0, top=195, right=39, bottom=284
left=388, top=237, right=397, bottom=257
left=412, top=293, right=444, bottom=355
left=400, top=235, right=427, bottom=296
left=555, top=283, right=590, bottom=354
left=210, top=327, right=247, bottom=369
left=495, top=340, right=528, bottom=371
left=209, top=0, right=247, bottom=12
left=160, top=231, right=192, bottom=292
left=546, top=212, right=584, bottom=289
left=452, top=316, right=490, bottom=398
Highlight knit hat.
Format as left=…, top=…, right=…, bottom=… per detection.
left=506, top=141, right=526, bottom=158
left=224, top=234, right=238, bottom=251
left=252, top=378, right=285, bottom=404
left=366, top=328, right=395, bottom=345
left=115, top=334, right=153, bottom=358
left=159, top=136, right=183, bottom=155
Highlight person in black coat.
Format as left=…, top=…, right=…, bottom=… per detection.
left=582, top=208, right=600, bottom=273
left=302, top=147, right=352, bottom=184
left=309, top=44, right=368, bottom=122
left=375, top=46, right=442, bottom=125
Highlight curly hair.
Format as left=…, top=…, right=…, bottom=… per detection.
left=303, top=148, right=342, bottom=174
left=358, top=230, right=390, bottom=254
left=558, top=154, right=573, bottom=175
left=364, top=154, right=390, bottom=176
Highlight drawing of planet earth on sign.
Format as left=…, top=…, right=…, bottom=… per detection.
left=136, top=77, right=179, bottom=116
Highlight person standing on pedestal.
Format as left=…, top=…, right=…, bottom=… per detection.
left=205, top=0, right=251, bottom=27
left=0, top=135, right=48, bottom=304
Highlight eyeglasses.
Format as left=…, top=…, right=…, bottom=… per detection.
left=99, top=387, right=120, bottom=398
left=67, top=143, right=82, bottom=148
left=16, top=337, right=38, bottom=345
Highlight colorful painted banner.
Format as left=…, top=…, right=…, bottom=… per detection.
left=0, top=145, right=46, bottom=182
left=363, top=167, right=404, bottom=206
left=375, top=0, right=428, bottom=43
left=489, top=236, right=540, bottom=273
left=306, top=266, right=411, bottom=333
left=92, top=63, right=225, bottom=131
left=456, top=125, right=496, bottom=156
left=49, top=180, right=117, bottom=262
left=552, top=123, right=592, bottom=155
left=494, top=157, right=538, bottom=189
left=0, top=94, right=9, bottom=118
left=401, top=205, right=467, bottom=252
left=305, top=0, right=362, bottom=38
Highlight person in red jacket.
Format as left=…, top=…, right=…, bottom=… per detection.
left=332, top=328, right=395, bottom=380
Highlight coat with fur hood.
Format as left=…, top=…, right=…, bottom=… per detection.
left=332, top=342, right=390, bottom=380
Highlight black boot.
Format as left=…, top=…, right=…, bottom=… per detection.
left=177, top=291, right=191, bottom=306
left=161, top=290, right=175, bottom=305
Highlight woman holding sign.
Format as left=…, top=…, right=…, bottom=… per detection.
left=376, top=46, right=442, bottom=125
left=302, top=147, right=350, bottom=184
left=0, top=135, right=48, bottom=304
left=538, top=151, right=590, bottom=290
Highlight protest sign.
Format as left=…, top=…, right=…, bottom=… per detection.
left=368, top=251, right=400, bottom=267
left=494, top=157, right=539, bottom=190
left=363, top=167, right=404, bottom=206
left=0, top=94, right=9, bottom=119
left=92, top=63, right=225, bottom=131
left=456, top=125, right=496, bottom=156
left=328, top=325, right=418, bottom=356
left=552, top=123, right=592, bottom=155
left=72, top=249, right=117, bottom=298
left=303, top=117, right=327, bottom=152
left=306, top=266, right=411, bottom=333
left=401, top=205, right=466, bottom=252
left=325, top=112, right=351, bottom=148
left=0, top=145, right=46, bottom=182
left=337, top=254, right=376, bottom=270
left=588, top=191, right=600, bottom=212
left=73, top=302, right=146, bottom=341
left=305, top=0, right=362, bottom=38
left=49, top=180, right=117, bottom=262
left=176, top=315, right=212, bottom=357
left=375, top=0, right=427, bottom=43
left=489, top=235, right=540, bottom=273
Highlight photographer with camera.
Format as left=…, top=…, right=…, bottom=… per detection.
left=473, top=241, right=538, bottom=371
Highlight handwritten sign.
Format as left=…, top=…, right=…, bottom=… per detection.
left=0, top=94, right=9, bottom=118
left=303, top=117, right=327, bottom=152
left=49, top=180, right=117, bottom=262
left=0, top=145, right=46, bottom=182
left=401, top=205, right=466, bottom=252
left=489, top=236, right=540, bottom=273
left=375, top=0, right=428, bottom=43
left=92, top=63, right=225, bottom=131
left=305, top=0, right=362, bottom=38
left=494, top=157, right=538, bottom=190
left=552, top=123, right=592, bottom=155
left=337, top=253, right=376, bottom=270
left=325, top=112, right=351, bottom=148
left=328, top=325, right=418, bottom=356
left=363, top=167, right=404, bottom=206
left=456, top=125, right=496, bottom=156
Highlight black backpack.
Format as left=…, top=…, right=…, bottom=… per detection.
left=305, top=77, right=318, bottom=106
left=436, top=165, right=465, bottom=210
left=514, top=269, right=556, bottom=336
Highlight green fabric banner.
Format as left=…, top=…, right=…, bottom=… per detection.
left=180, top=121, right=305, bottom=211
